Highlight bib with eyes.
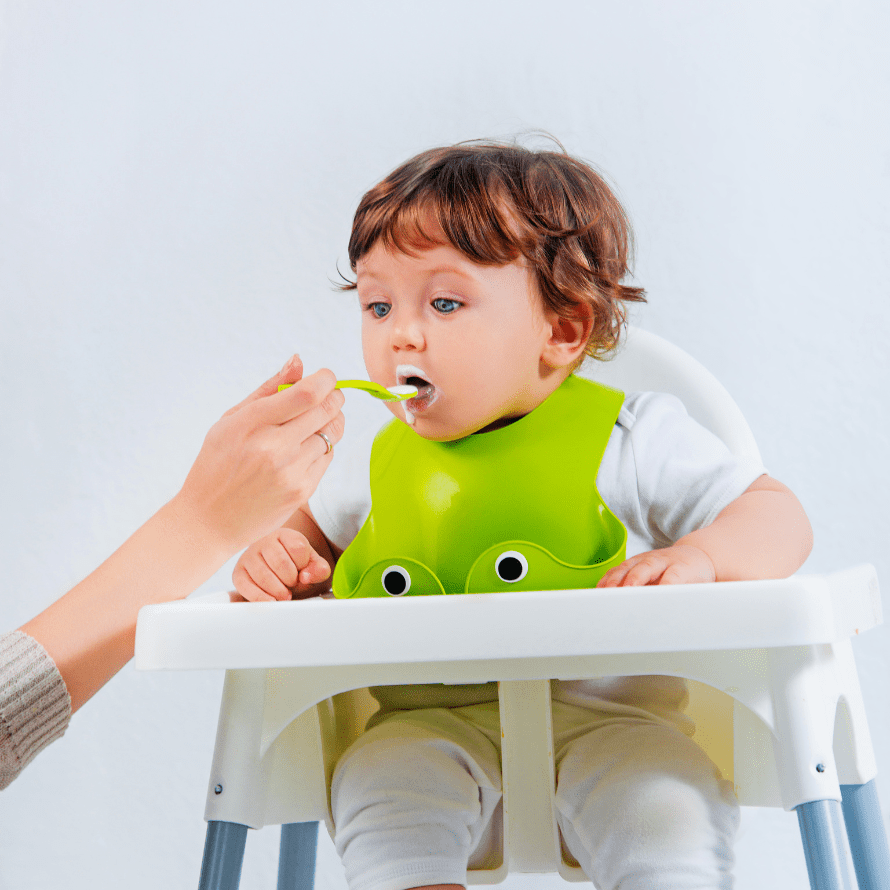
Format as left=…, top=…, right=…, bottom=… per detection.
left=332, top=374, right=627, bottom=598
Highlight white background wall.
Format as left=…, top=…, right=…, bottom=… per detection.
left=1, top=1, right=887, bottom=888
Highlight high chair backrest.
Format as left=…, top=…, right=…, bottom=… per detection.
left=580, top=326, right=761, bottom=463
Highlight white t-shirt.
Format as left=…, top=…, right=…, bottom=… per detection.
left=310, top=391, right=766, bottom=561
left=308, top=391, right=767, bottom=723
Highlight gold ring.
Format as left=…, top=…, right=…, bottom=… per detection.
left=315, top=431, right=333, bottom=455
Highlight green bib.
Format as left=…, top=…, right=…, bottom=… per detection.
left=332, top=375, right=627, bottom=598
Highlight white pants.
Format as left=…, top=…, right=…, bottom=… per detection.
left=331, top=700, right=739, bottom=890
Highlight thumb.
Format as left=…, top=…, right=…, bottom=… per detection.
left=224, top=355, right=304, bottom=416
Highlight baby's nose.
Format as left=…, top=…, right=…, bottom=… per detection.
left=391, top=319, right=425, bottom=350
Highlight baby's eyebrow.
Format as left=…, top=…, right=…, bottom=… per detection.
left=357, top=263, right=479, bottom=286
left=354, top=268, right=389, bottom=288
left=424, top=265, right=478, bottom=282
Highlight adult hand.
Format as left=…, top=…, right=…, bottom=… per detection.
left=17, top=355, right=345, bottom=717
left=173, top=355, right=345, bottom=553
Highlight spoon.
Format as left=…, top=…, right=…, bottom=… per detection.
left=278, top=380, right=418, bottom=401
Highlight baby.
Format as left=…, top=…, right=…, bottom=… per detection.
left=234, top=141, right=813, bottom=890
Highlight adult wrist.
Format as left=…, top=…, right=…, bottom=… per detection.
left=156, top=493, right=236, bottom=576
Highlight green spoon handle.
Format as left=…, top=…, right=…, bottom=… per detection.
left=335, top=379, right=379, bottom=392
left=336, top=380, right=417, bottom=400
left=277, top=381, right=368, bottom=392
left=278, top=380, right=415, bottom=401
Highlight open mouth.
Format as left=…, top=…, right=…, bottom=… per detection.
left=396, top=365, right=439, bottom=420
left=404, top=376, right=432, bottom=397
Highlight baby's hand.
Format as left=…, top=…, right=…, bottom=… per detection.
left=596, top=544, right=716, bottom=588
left=232, top=528, right=331, bottom=601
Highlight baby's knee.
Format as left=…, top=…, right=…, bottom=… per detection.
left=331, top=731, right=500, bottom=890
left=617, top=772, right=733, bottom=843
left=332, top=732, right=484, bottom=820
left=555, top=722, right=739, bottom=888
left=559, top=755, right=736, bottom=849
left=556, top=719, right=732, bottom=804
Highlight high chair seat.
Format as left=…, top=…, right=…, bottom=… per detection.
left=134, top=327, right=889, bottom=890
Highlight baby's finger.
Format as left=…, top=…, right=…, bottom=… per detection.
left=241, top=557, right=294, bottom=601
left=619, top=558, right=666, bottom=587
left=278, top=528, right=317, bottom=570
left=597, top=563, right=632, bottom=588
left=657, top=564, right=693, bottom=585
left=262, top=537, right=301, bottom=588
left=232, top=563, right=281, bottom=602
left=297, top=549, right=331, bottom=587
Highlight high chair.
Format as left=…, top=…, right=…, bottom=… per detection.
left=135, top=326, right=889, bottom=890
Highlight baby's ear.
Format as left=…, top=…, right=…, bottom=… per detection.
left=541, top=304, right=594, bottom=369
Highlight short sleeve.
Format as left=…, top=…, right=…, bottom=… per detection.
left=596, top=392, right=767, bottom=554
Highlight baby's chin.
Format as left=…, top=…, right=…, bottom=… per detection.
left=389, top=406, right=461, bottom=441
left=394, top=408, right=516, bottom=442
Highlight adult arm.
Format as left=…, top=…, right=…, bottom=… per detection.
left=16, top=356, right=345, bottom=715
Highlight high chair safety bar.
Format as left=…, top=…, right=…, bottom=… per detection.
left=135, top=327, right=889, bottom=890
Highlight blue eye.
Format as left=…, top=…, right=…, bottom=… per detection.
left=367, top=302, right=391, bottom=319
left=432, top=297, right=460, bottom=314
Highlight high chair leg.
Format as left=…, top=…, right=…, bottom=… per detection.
left=841, top=781, right=890, bottom=890
left=198, top=821, right=248, bottom=890
left=796, top=799, right=854, bottom=890
left=277, top=821, right=319, bottom=890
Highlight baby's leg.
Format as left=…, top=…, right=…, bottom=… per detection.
left=331, top=706, right=502, bottom=890
left=554, top=712, right=739, bottom=890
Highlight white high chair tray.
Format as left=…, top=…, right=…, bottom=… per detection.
left=134, top=565, right=880, bottom=672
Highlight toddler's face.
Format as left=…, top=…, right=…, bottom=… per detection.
left=356, top=240, right=558, bottom=441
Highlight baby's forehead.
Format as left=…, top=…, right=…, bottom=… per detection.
left=356, top=241, right=477, bottom=278
left=357, top=217, right=449, bottom=265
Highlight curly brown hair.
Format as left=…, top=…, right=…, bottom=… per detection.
left=341, top=139, right=646, bottom=360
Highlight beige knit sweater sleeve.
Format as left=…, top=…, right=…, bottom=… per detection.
left=0, top=630, right=72, bottom=790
